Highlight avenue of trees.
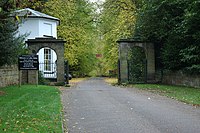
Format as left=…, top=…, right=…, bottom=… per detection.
left=99, top=0, right=136, bottom=74
left=1, top=0, right=199, bottom=75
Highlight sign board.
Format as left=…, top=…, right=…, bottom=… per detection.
left=18, top=55, right=39, bottom=70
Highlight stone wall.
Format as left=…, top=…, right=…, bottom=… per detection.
left=0, top=65, right=19, bottom=88
left=162, top=71, right=200, bottom=88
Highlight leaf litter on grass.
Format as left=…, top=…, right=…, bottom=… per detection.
left=0, top=91, right=6, bottom=96
left=133, top=84, right=200, bottom=106
left=0, top=85, right=62, bottom=132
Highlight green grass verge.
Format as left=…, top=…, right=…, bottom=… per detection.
left=0, top=85, right=62, bottom=132
left=133, top=84, right=200, bottom=105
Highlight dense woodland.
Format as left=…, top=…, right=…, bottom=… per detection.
left=0, top=0, right=199, bottom=76
left=134, top=0, right=200, bottom=74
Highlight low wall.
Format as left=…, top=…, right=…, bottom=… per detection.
left=162, top=71, right=200, bottom=88
left=0, top=65, right=19, bottom=88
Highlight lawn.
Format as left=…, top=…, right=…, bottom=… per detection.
left=104, top=78, right=200, bottom=106
left=133, top=84, right=200, bottom=106
left=0, top=85, right=62, bottom=132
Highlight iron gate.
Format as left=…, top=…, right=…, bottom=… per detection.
left=127, top=47, right=147, bottom=83
left=127, top=59, right=147, bottom=83
left=39, top=62, right=57, bottom=79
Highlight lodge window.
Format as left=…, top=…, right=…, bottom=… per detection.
left=44, top=48, right=51, bottom=71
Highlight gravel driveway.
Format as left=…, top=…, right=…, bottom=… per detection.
left=61, top=78, right=200, bottom=133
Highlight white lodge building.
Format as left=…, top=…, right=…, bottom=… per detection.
left=15, top=8, right=60, bottom=79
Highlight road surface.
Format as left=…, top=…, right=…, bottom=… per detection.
left=61, top=78, right=200, bottom=133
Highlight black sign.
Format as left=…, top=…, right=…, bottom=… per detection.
left=18, top=55, right=39, bottom=70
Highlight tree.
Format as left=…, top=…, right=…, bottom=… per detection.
left=99, top=0, right=137, bottom=74
left=133, top=0, right=200, bottom=73
left=44, top=0, right=97, bottom=76
left=179, top=0, right=200, bottom=73
left=0, top=0, right=25, bottom=66
left=16, top=0, right=47, bottom=11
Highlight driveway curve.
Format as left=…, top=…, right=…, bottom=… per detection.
left=61, top=78, right=200, bottom=133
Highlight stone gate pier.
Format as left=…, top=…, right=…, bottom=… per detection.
left=117, top=39, right=155, bottom=84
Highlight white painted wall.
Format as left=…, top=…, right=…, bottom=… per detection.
left=17, top=18, right=58, bottom=40
left=39, top=18, right=57, bottom=38
left=18, top=18, right=39, bottom=39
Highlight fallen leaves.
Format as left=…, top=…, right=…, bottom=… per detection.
left=192, top=104, right=200, bottom=108
left=0, top=91, right=6, bottom=96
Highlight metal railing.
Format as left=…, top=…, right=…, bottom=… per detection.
left=39, top=63, right=57, bottom=79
